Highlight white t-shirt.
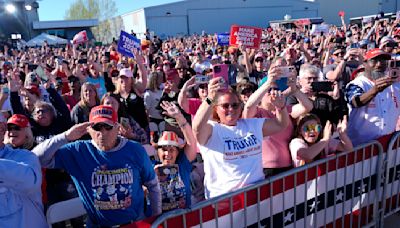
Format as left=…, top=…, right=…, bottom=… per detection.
left=198, top=118, right=265, bottom=199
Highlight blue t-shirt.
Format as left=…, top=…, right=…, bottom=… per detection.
left=153, top=152, right=192, bottom=210
left=54, top=139, right=155, bottom=226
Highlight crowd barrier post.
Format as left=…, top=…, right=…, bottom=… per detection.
left=147, top=141, right=384, bottom=228
left=381, top=131, right=400, bottom=226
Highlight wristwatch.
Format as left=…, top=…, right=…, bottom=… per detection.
left=205, top=97, right=213, bottom=105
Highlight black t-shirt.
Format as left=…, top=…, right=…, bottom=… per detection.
left=116, top=92, right=149, bottom=129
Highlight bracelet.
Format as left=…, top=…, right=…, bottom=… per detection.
left=205, top=97, right=214, bottom=105
left=178, top=121, right=188, bottom=128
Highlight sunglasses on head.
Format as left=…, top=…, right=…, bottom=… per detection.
left=218, top=102, right=241, bottom=110
left=7, top=124, right=21, bottom=131
left=92, top=123, right=114, bottom=131
left=302, top=123, right=322, bottom=133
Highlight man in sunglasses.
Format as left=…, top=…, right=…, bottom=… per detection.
left=345, top=48, right=400, bottom=146
left=33, top=105, right=161, bottom=227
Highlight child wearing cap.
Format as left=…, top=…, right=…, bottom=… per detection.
left=155, top=101, right=198, bottom=212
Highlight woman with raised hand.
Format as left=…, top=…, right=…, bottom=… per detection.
left=154, top=101, right=197, bottom=212
left=192, top=77, right=290, bottom=199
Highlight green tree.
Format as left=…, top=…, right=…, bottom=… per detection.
left=64, top=0, right=118, bottom=44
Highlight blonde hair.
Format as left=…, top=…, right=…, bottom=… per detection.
left=147, top=72, right=161, bottom=92
left=79, top=82, right=100, bottom=108
left=4, top=126, right=35, bottom=150
left=114, top=76, right=134, bottom=94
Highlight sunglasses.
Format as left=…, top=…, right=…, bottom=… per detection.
left=267, top=87, right=279, bottom=93
left=218, top=102, right=241, bottom=110
left=92, top=123, right=114, bottom=131
left=384, top=43, right=397, bottom=48
left=302, top=124, right=322, bottom=133
left=333, top=52, right=345, bottom=56
left=7, top=125, right=21, bottom=131
left=255, top=58, right=264, bottom=62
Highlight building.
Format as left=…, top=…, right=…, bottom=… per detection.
left=0, top=0, right=98, bottom=43
left=120, top=0, right=319, bottom=38
left=118, top=0, right=400, bottom=39
left=316, top=0, right=400, bottom=25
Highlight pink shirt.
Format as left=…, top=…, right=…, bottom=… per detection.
left=289, top=137, right=340, bottom=167
left=188, top=98, right=202, bottom=120
left=255, top=106, right=293, bottom=168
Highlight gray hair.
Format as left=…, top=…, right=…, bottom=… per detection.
left=33, top=101, right=57, bottom=119
left=299, top=64, right=321, bottom=79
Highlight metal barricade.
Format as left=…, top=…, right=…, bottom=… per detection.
left=150, top=141, right=384, bottom=228
left=381, top=131, right=400, bottom=223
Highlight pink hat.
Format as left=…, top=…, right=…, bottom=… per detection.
left=118, top=68, right=133, bottom=78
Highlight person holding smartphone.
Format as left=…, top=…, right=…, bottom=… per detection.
left=345, top=48, right=400, bottom=146
left=153, top=101, right=197, bottom=212
left=192, top=77, right=289, bottom=199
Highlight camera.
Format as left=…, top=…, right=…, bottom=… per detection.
left=388, top=60, right=400, bottom=78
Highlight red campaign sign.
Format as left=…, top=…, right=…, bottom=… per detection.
left=72, top=30, right=88, bottom=45
left=229, top=25, right=262, bottom=49
left=294, top=18, right=311, bottom=27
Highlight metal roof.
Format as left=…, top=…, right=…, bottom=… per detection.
left=32, top=19, right=98, bottom=30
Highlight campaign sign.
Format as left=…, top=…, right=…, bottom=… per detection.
left=117, top=30, right=141, bottom=58
left=217, top=33, right=230, bottom=46
left=72, top=30, right=88, bottom=45
left=229, top=25, right=262, bottom=49
left=310, top=24, right=330, bottom=35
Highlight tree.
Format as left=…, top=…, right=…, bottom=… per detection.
left=64, top=0, right=118, bottom=44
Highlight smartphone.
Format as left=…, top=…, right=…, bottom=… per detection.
left=278, top=66, right=296, bottom=78
left=311, top=81, right=334, bottom=92
left=367, top=42, right=376, bottom=50
left=350, top=43, right=360, bottom=49
left=291, top=32, right=297, bottom=41
left=78, top=59, right=87, bottom=64
left=195, top=75, right=210, bottom=84
left=388, top=60, right=400, bottom=79
left=56, top=57, right=63, bottom=65
left=276, top=77, right=289, bottom=91
left=35, top=66, right=48, bottom=83
left=212, top=64, right=229, bottom=88
left=28, top=64, right=38, bottom=71
left=105, top=52, right=111, bottom=63
left=120, top=117, right=130, bottom=128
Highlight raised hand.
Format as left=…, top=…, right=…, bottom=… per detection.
left=65, top=122, right=92, bottom=142
left=269, top=89, right=286, bottom=110
left=322, top=120, right=332, bottom=141
left=160, top=101, right=182, bottom=119
left=337, top=116, right=348, bottom=136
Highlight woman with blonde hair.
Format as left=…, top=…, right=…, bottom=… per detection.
left=70, top=82, right=99, bottom=124
left=4, top=114, right=35, bottom=150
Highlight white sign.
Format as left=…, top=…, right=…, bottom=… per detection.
left=310, top=24, right=330, bottom=35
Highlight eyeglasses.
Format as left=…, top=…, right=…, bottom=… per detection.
left=333, top=52, right=345, bottom=57
left=91, top=123, right=114, bottom=131
left=158, top=145, right=176, bottom=151
left=7, top=125, right=21, bottom=131
left=267, top=87, right=279, bottom=93
left=34, top=109, right=50, bottom=115
left=302, top=123, right=322, bottom=133
left=368, top=58, right=387, bottom=65
left=217, top=102, right=241, bottom=110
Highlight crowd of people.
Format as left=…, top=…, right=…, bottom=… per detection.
left=2, top=12, right=400, bottom=227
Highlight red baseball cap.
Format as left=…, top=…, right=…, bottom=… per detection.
left=26, top=85, right=40, bottom=97
left=7, top=114, right=30, bottom=128
left=364, top=48, right=391, bottom=61
left=89, top=105, right=117, bottom=126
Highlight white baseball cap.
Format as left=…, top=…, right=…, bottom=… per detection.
left=118, top=68, right=133, bottom=78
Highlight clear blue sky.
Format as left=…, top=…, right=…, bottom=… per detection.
left=38, top=0, right=181, bottom=21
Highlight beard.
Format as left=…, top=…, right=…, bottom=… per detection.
left=369, top=70, right=386, bottom=80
